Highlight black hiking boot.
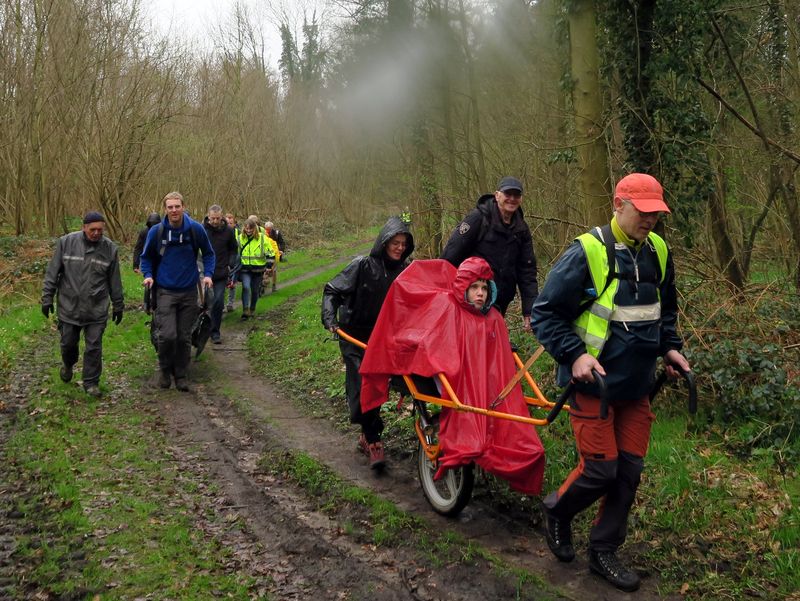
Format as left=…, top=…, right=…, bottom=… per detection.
left=158, top=370, right=172, bottom=389
left=60, top=363, right=73, bottom=383
left=588, top=549, right=641, bottom=592
left=175, top=378, right=190, bottom=392
left=543, top=508, right=575, bottom=562
left=85, top=385, right=102, bottom=398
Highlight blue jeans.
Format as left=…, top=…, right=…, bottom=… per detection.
left=240, top=270, right=263, bottom=312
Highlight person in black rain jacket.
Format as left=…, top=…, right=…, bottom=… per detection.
left=321, top=216, right=414, bottom=469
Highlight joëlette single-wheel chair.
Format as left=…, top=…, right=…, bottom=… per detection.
left=337, top=328, right=579, bottom=517
left=337, top=328, right=696, bottom=517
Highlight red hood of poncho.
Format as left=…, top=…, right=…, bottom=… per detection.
left=359, top=258, right=544, bottom=495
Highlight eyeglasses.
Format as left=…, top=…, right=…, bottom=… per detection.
left=622, top=200, right=663, bottom=219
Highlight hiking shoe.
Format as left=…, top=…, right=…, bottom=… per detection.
left=59, top=364, right=73, bottom=383
left=226, top=303, right=234, bottom=313
left=85, top=385, right=102, bottom=398
left=588, top=549, right=641, bottom=592
left=543, top=508, right=575, bottom=562
left=175, top=378, right=190, bottom=392
left=158, top=371, right=171, bottom=389
left=272, top=285, right=277, bottom=292
left=367, top=442, right=385, bottom=470
left=211, top=336, right=221, bottom=345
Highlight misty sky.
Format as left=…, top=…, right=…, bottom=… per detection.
left=141, top=0, right=327, bottom=68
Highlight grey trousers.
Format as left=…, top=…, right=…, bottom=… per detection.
left=155, top=288, right=198, bottom=379
left=59, top=321, right=106, bottom=387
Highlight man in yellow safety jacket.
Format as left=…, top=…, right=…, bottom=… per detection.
left=532, top=173, right=690, bottom=593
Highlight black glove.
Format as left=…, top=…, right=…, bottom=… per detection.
left=112, top=310, right=123, bottom=325
left=42, top=304, right=53, bottom=318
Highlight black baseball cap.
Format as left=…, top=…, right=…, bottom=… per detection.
left=497, top=176, right=523, bottom=194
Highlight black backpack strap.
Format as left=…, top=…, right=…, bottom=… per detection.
left=576, top=224, right=617, bottom=317
left=591, top=223, right=617, bottom=296
left=158, top=222, right=199, bottom=257
left=157, top=223, right=166, bottom=257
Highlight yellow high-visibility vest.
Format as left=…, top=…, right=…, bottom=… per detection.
left=573, top=228, right=668, bottom=358
left=237, top=230, right=274, bottom=267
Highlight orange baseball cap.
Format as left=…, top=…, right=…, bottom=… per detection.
left=614, top=173, right=670, bottom=214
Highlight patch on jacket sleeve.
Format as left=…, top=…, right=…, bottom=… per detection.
left=458, top=222, right=470, bottom=235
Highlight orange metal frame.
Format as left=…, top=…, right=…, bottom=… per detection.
left=336, top=328, right=570, bottom=430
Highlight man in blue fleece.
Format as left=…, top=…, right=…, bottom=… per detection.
left=140, top=191, right=215, bottom=391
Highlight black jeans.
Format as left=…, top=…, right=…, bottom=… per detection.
left=59, top=321, right=106, bottom=387
left=155, top=288, right=198, bottom=379
left=210, top=279, right=228, bottom=338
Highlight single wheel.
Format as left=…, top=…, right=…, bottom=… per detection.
left=417, top=415, right=474, bottom=517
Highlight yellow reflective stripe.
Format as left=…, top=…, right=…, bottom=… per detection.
left=611, top=303, right=661, bottom=322
left=589, top=303, right=613, bottom=320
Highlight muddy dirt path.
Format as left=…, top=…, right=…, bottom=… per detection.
left=158, top=256, right=678, bottom=601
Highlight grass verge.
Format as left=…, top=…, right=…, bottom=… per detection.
left=1, top=275, right=267, bottom=599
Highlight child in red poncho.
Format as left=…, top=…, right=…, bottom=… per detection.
left=360, top=257, right=545, bottom=495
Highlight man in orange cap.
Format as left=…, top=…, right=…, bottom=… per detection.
left=532, top=173, right=690, bottom=592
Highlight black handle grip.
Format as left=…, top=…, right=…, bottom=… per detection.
left=547, top=369, right=607, bottom=423
left=684, top=370, right=697, bottom=414
left=650, top=366, right=697, bottom=414
left=546, top=382, right=574, bottom=424
left=593, top=370, right=608, bottom=419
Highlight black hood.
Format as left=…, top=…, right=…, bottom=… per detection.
left=369, top=216, right=414, bottom=261
left=146, top=212, right=161, bottom=227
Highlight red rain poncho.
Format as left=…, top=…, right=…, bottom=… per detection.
left=359, top=258, right=545, bottom=495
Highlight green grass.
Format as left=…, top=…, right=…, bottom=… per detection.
left=628, top=414, right=798, bottom=599
left=1, top=272, right=264, bottom=599
left=0, top=304, right=48, bottom=386
left=276, top=240, right=372, bottom=283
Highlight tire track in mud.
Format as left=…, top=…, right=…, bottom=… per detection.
left=160, top=385, right=419, bottom=600
left=162, top=257, right=678, bottom=601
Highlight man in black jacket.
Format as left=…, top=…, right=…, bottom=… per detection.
left=204, top=205, right=239, bottom=344
left=441, top=176, right=538, bottom=331
left=133, top=212, right=161, bottom=273
left=41, top=211, right=124, bottom=398
left=321, top=217, right=414, bottom=469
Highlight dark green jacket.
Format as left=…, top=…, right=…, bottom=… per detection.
left=42, top=231, right=124, bottom=326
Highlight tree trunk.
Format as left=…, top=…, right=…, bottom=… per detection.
left=709, top=156, right=745, bottom=292
left=568, top=0, right=610, bottom=227
left=457, top=0, right=487, bottom=193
